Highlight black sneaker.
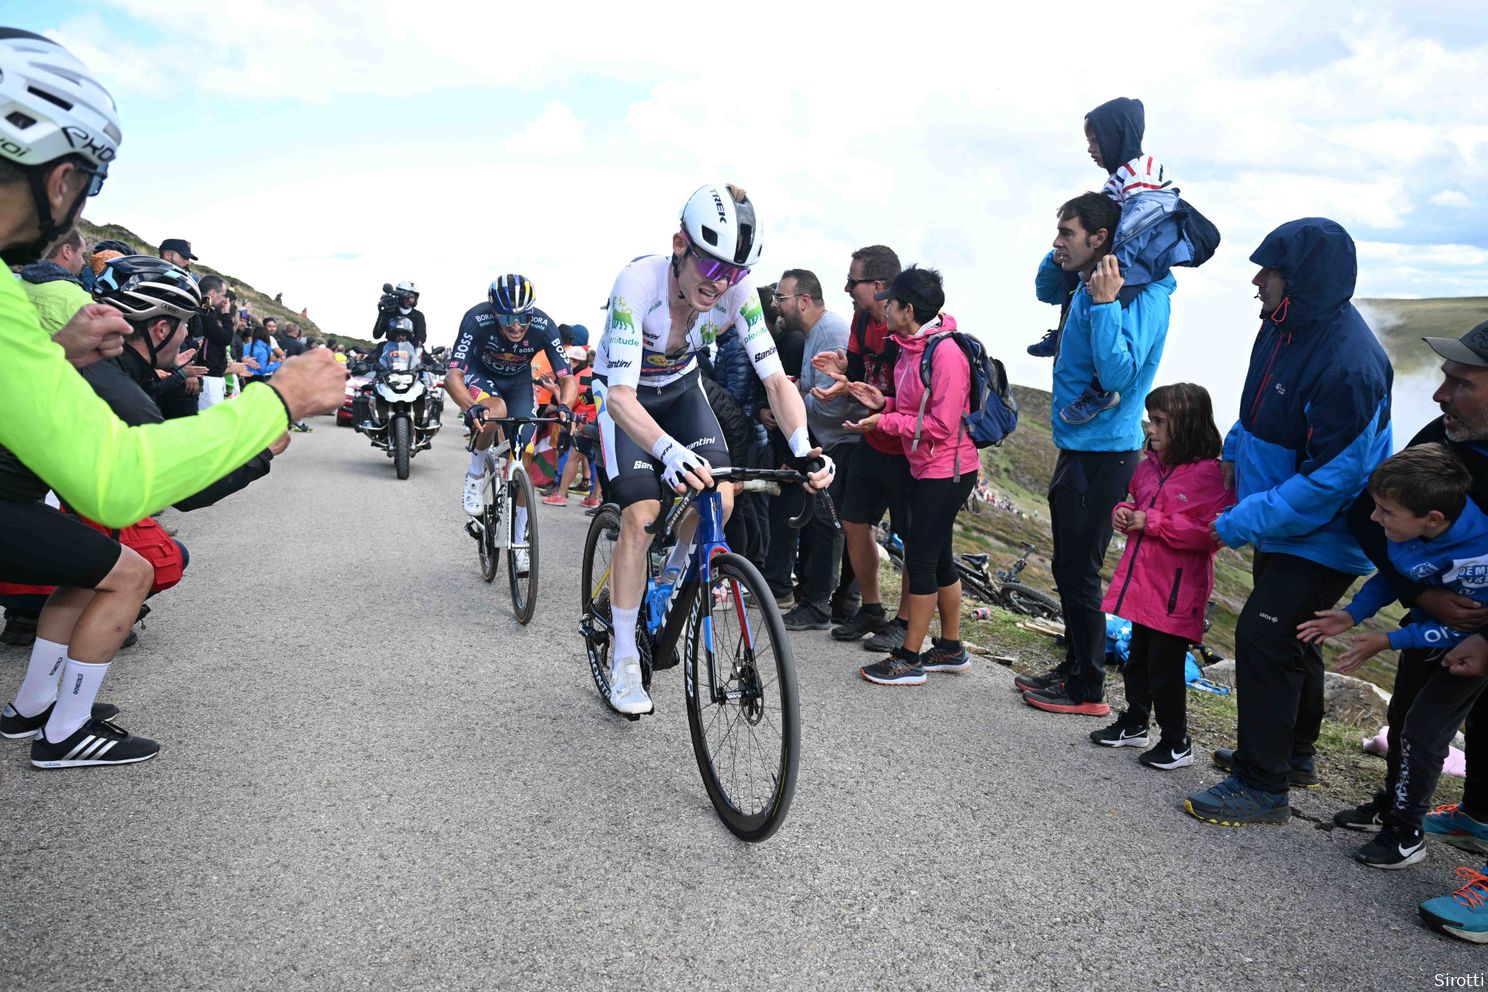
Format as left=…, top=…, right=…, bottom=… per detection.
left=921, top=639, right=971, bottom=673
left=1334, top=795, right=1389, bottom=832
left=1013, top=668, right=1064, bottom=694
left=1, top=701, right=120, bottom=740
left=0, top=612, right=38, bottom=647
left=1090, top=719, right=1150, bottom=748
left=830, top=597, right=861, bottom=625
left=30, top=717, right=160, bottom=769
left=1356, top=823, right=1427, bottom=870
left=831, top=608, right=886, bottom=642
left=859, top=652, right=926, bottom=686
left=1140, top=738, right=1194, bottom=770
left=1213, top=747, right=1320, bottom=788
left=865, top=618, right=908, bottom=652
left=783, top=602, right=831, bottom=631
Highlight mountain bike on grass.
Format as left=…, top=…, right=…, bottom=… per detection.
left=463, top=414, right=561, bottom=624
left=954, top=542, right=1063, bottom=622
left=577, top=466, right=838, bottom=842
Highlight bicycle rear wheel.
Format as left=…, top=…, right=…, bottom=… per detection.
left=685, top=551, right=799, bottom=842
left=507, top=462, right=538, bottom=624
left=1001, top=582, right=1063, bottom=621
left=478, top=473, right=499, bottom=582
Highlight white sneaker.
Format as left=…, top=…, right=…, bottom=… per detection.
left=608, top=658, right=653, bottom=715
left=462, top=474, right=486, bottom=516
left=514, top=548, right=530, bottom=575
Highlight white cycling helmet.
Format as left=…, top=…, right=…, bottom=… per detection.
left=0, top=29, right=121, bottom=176
left=680, top=183, right=762, bottom=268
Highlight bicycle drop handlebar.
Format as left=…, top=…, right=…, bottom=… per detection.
left=646, top=466, right=840, bottom=541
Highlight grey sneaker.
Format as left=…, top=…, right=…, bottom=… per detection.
left=864, top=618, right=908, bottom=652
left=783, top=602, right=831, bottom=631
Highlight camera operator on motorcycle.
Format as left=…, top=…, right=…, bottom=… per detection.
left=593, top=183, right=834, bottom=716
left=445, top=275, right=578, bottom=569
left=371, top=280, right=426, bottom=363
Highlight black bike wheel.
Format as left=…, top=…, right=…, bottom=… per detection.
left=685, top=552, right=799, bottom=843
left=1002, top=582, right=1063, bottom=621
left=507, top=462, right=538, bottom=624
left=479, top=471, right=499, bottom=582
left=393, top=417, right=411, bottom=480
left=581, top=504, right=652, bottom=707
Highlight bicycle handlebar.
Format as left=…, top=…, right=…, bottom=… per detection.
left=645, top=466, right=840, bottom=539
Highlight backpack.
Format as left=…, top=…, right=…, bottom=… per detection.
left=915, top=331, right=1019, bottom=482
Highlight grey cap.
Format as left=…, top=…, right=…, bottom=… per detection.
left=1425, top=319, right=1488, bottom=369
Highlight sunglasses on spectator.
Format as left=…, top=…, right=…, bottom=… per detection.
left=495, top=313, right=533, bottom=327
left=771, top=292, right=801, bottom=304
left=682, top=235, right=749, bottom=286
left=844, top=277, right=879, bottom=291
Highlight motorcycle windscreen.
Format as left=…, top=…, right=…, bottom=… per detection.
left=382, top=342, right=420, bottom=371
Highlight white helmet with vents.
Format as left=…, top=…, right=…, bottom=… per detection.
left=680, top=183, right=762, bottom=268
left=0, top=28, right=121, bottom=177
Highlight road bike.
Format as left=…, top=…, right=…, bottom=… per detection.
left=463, top=414, right=560, bottom=625
left=577, top=467, right=837, bottom=842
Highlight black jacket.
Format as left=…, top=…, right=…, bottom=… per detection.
left=190, top=307, right=235, bottom=376
left=78, top=348, right=274, bottom=511
left=373, top=308, right=427, bottom=348
left=1348, top=416, right=1488, bottom=611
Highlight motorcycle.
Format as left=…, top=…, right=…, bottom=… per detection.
left=352, top=338, right=443, bottom=479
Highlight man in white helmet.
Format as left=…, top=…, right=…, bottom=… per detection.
left=0, top=27, right=346, bottom=769
left=591, top=183, right=834, bottom=715
left=372, top=279, right=427, bottom=355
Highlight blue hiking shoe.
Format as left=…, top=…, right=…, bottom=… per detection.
left=1183, top=774, right=1291, bottom=826
left=1058, top=385, right=1120, bottom=426
left=1426, top=803, right=1488, bottom=855
left=1420, top=866, right=1488, bottom=943
left=1026, top=330, right=1059, bottom=358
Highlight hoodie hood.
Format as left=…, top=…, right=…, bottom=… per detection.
left=1249, top=217, right=1357, bottom=330
left=1086, top=97, right=1145, bottom=174
left=19, top=260, right=84, bottom=288
left=890, top=312, right=957, bottom=349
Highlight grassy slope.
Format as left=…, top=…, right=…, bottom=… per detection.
left=77, top=219, right=375, bottom=350
left=1360, top=296, right=1488, bottom=378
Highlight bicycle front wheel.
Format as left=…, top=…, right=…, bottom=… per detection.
left=507, top=462, right=538, bottom=624
left=478, top=472, right=499, bottom=582
left=685, top=552, right=799, bottom=842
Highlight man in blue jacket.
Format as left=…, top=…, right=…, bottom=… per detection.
left=1186, top=217, right=1392, bottom=826
left=1018, top=192, right=1174, bottom=717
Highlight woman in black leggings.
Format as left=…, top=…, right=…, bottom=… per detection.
left=843, top=266, right=980, bottom=686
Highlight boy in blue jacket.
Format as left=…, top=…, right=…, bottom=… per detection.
left=1299, top=444, right=1488, bottom=869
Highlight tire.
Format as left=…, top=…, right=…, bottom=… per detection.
left=685, top=552, right=799, bottom=843
left=581, top=504, right=650, bottom=707
left=1001, top=582, right=1063, bottom=621
left=507, top=462, right=539, bottom=625
left=392, top=416, right=411, bottom=480
left=478, top=469, right=499, bottom=583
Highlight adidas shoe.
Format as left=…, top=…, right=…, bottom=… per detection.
left=30, top=717, right=160, bottom=769
left=1, top=701, right=120, bottom=740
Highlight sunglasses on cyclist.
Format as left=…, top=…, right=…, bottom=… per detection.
left=682, top=235, right=749, bottom=287
left=495, top=312, right=533, bottom=328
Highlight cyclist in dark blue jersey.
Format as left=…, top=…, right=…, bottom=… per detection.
left=446, top=274, right=577, bottom=525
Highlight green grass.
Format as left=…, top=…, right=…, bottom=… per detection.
left=1360, top=297, right=1488, bottom=378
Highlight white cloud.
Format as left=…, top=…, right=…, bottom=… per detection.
left=1431, top=189, right=1471, bottom=208
left=508, top=103, right=584, bottom=157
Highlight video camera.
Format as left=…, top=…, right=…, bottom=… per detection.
left=378, top=282, right=402, bottom=314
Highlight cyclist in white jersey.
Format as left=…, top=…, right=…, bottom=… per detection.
left=594, top=183, right=833, bottom=715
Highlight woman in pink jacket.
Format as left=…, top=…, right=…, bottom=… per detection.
left=1094, top=382, right=1235, bottom=768
left=844, top=266, right=980, bottom=686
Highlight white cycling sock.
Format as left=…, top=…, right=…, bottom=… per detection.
left=12, top=637, right=67, bottom=717
left=467, top=450, right=486, bottom=476
left=515, top=505, right=530, bottom=541
left=43, top=657, right=108, bottom=742
left=611, top=605, right=640, bottom=665
left=663, top=538, right=691, bottom=579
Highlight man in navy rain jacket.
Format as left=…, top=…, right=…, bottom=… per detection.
left=1186, top=217, right=1393, bottom=825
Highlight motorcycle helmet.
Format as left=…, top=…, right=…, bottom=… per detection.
left=388, top=316, right=415, bottom=339
left=680, top=183, right=762, bottom=269
left=490, top=274, right=536, bottom=315
left=394, top=279, right=419, bottom=311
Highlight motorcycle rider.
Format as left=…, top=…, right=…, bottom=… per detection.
left=371, top=280, right=426, bottom=362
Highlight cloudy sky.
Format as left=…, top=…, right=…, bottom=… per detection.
left=19, top=0, right=1488, bottom=435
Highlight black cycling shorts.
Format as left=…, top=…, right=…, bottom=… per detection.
left=594, top=370, right=731, bottom=508
left=0, top=500, right=123, bottom=588
left=839, top=440, right=912, bottom=532
left=464, top=370, right=537, bottom=446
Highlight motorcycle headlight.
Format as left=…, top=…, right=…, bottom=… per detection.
left=388, top=373, right=415, bottom=387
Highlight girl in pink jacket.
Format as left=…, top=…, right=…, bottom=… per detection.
left=844, top=266, right=980, bottom=687
left=1094, top=382, right=1235, bottom=768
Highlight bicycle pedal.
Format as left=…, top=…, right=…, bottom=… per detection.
left=464, top=520, right=483, bottom=540
left=622, top=712, right=642, bottom=722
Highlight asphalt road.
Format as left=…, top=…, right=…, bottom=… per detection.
left=1, top=419, right=1483, bottom=992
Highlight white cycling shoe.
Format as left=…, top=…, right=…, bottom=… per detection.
left=513, top=548, right=530, bottom=575
left=462, top=474, right=486, bottom=516
left=608, top=658, right=653, bottom=715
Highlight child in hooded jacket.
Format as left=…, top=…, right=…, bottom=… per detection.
left=1094, top=382, right=1234, bottom=768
